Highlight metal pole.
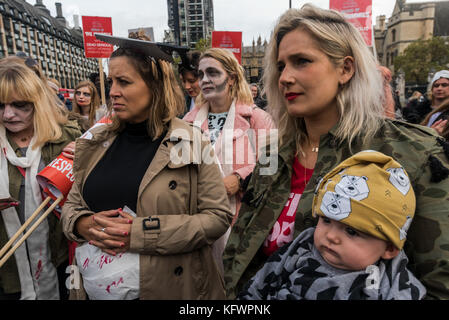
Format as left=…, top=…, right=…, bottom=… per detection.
left=289, top=0, right=292, bottom=9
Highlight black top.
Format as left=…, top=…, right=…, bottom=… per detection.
left=83, top=120, right=165, bottom=213
left=402, top=97, right=432, bottom=124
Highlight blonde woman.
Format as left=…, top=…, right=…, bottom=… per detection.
left=183, top=48, right=274, bottom=274
left=61, top=36, right=232, bottom=300
left=72, top=80, right=105, bottom=128
left=224, top=4, right=449, bottom=299
left=0, top=60, right=81, bottom=300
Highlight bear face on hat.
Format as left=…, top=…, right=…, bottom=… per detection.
left=335, top=174, right=369, bottom=201
left=320, top=192, right=352, bottom=221
left=387, top=167, right=411, bottom=196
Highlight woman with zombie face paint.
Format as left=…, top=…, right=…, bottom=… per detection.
left=0, top=60, right=81, bottom=300
left=72, top=80, right=107, bottom=129
left=223, top=4, right=449, bottom=300
left=183, top=48, right=274, bottom=274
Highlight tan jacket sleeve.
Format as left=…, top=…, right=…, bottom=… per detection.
left=129, top=160, right=233, bottom=256
left=61, top=172, right=94, bottom=243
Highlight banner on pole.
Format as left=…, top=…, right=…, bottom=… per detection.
left=330, top=0, right=373, bottom=47
left=212, top=31, right=243, bottom=64
left=81, top=16, right=114, bottom=58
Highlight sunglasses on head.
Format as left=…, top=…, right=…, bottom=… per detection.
left=0, top=101, right=33, bottom=110
left=75, top=91, right=91, bottom=97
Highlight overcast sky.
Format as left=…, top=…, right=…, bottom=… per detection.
left=32, top=0, right=441, bottom=45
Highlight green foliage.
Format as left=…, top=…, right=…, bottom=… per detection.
left=394, top=37, right=449, bottom=84
left=173, top=56, right=182, bottom=65
left=194, top=37, right=211, bottom=52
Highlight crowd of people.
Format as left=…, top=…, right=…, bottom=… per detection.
left=1, top=4, right=449, bottom=301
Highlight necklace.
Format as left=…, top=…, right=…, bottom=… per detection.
left=300, top=151, right=312, bottom=190
left=304, top=161, right=308, bottom=190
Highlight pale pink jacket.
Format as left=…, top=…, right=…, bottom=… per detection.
left=183, top=102, right=274, bottom=222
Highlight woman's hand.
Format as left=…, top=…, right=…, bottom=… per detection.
left=431, top=119, right=448, bottom=136
left=62, top=141, right=76, bottom=160
left=223, top=174, right=240, bottom=197
left=75, top=209, right=134, bottom=256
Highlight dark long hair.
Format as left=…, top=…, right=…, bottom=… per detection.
left=179, top=50, right=201, bottom=78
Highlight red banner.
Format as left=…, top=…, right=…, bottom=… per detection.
left=81, top=16, right=114, bottom=58
left=211, top=31, right=243, bottom=64
left=330, top=0, right=373, bottom=47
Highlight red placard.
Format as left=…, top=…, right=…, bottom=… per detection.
left=81, top=16, right=114, bottom=58
left=330, top=0, right=373, bottom=47
left=212, top=31, right=243, bottom=64
left=36, top=154, right=75, bottom=206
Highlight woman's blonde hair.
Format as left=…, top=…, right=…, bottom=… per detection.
left=0, top=59, right=67, bottom=149
left=264, top=4, right=385, bottom=152
left=108, top=48, right=185, bottom=139
left=195, top=48, right=254, bottom=107
left=72, top=80, right=100, bottom=127
left=9, top=55, right=46, bottom=82
left=410, top=91, right=422, bottom=101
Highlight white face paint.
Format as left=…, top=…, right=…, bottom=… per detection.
left=198, top=57, right=231, bottom=102
left=0, top=94, right=34, bottom=134
left=75, top=85, right=92, bottom=107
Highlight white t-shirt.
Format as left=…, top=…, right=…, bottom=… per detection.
left=208, top=112, right=228, bottom=145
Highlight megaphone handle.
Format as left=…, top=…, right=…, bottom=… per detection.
left=0, top=197, right=51, bottom=260
left=0, top=196, right=63, bottom=269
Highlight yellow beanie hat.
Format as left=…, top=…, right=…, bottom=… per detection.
left=312, top=150, right=415, bottom=250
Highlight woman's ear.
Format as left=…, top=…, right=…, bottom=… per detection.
left=338, top=56, right=355, bottom=86
left=381, top=242, right=400, bottom=260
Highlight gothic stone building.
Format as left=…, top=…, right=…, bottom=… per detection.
left=242, top=36, right=267, bottom=85
left=374, top=0, right=449, bottom=72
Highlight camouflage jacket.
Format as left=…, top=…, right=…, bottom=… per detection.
left=223, top=119, right=449, bottom=300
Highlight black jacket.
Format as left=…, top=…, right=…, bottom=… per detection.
left=402, top=97, right=432, bottom=124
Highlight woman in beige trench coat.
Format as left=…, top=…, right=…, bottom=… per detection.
left=61, top=36, right=232, bottom=300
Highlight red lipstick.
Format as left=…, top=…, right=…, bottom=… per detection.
left=285, top=93, right=300, bottom=101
